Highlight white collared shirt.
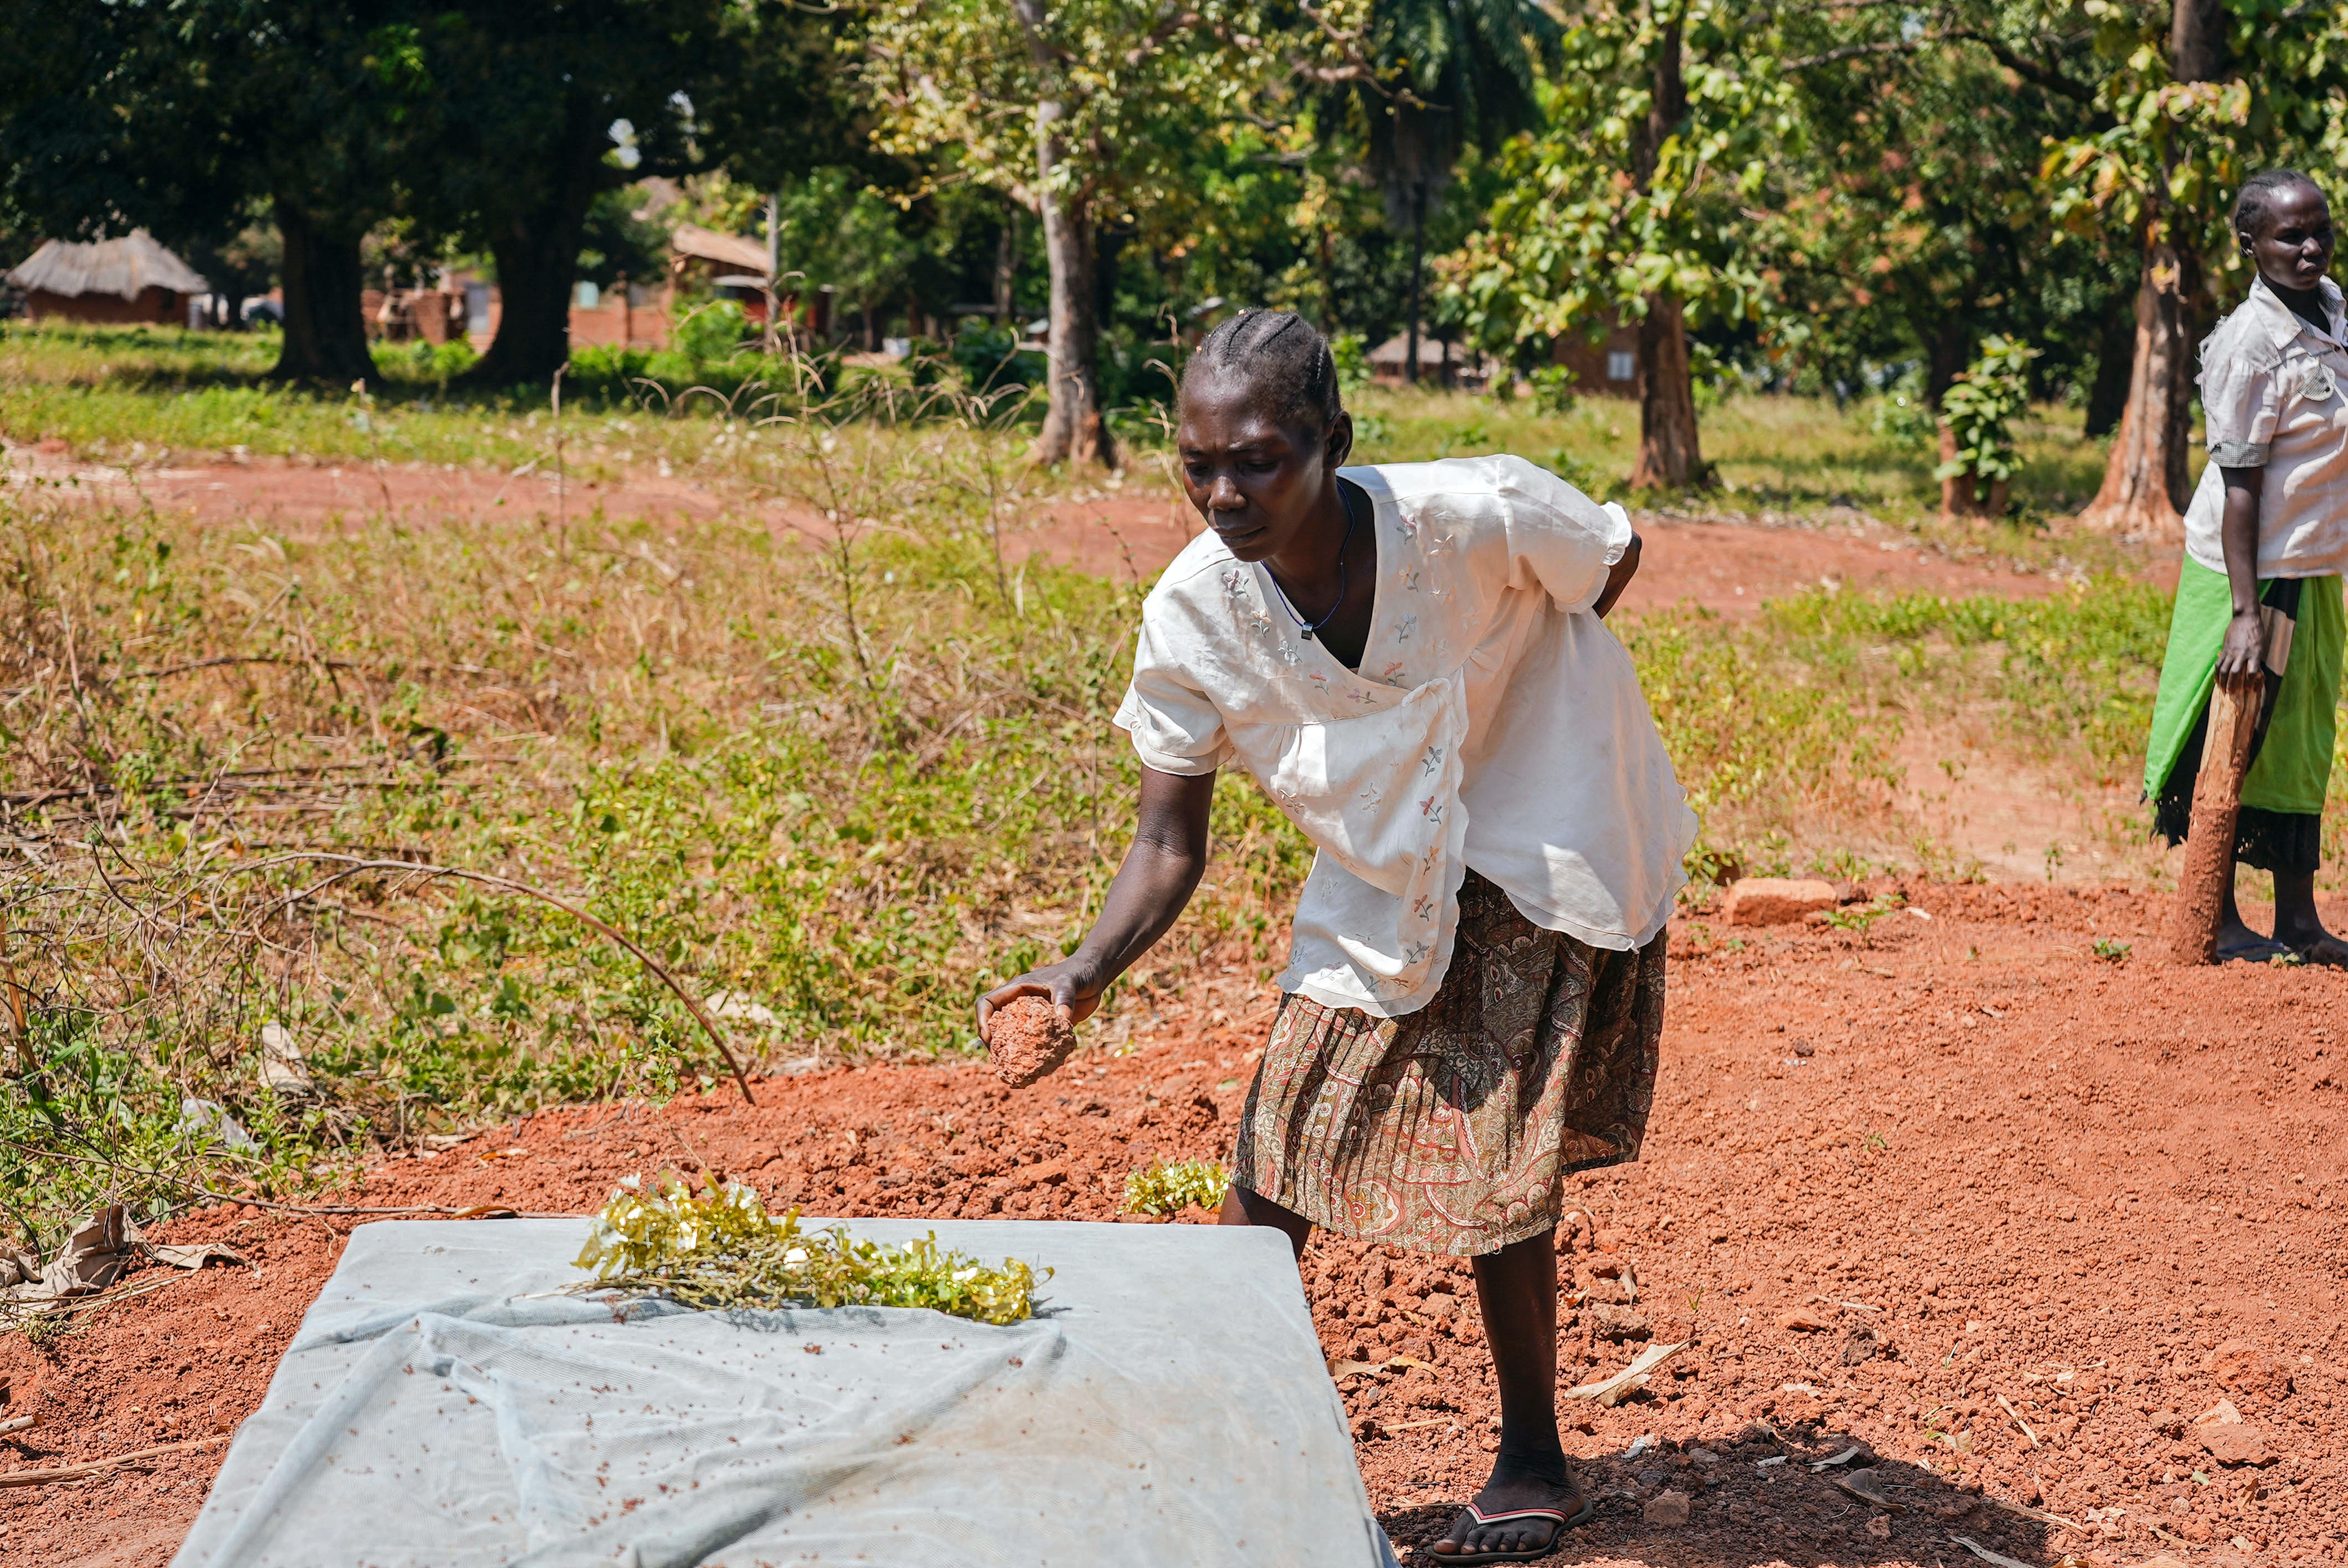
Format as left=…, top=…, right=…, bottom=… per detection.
left=2184, top=275, right=2348, bottom=579
left=1113, top=456, right=1698, bottom=1017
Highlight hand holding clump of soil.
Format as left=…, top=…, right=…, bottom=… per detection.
left=982, top=994, right=1078, bottom=1087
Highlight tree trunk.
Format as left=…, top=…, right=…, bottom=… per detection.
left=1032, top=184, right=1113, bottom=467
left=464, top=123, right=604, bottom=388
left=994, top=211, right=1017, bottom=326
left=1924, top=316, right=1974, bottom=411
left=2084, top=306, right=2136, bottom=438
left=1010, top=0, right=1112, bottom=468
left=2079, top=240, right=2198, bottom=536
left=2082, top=0, right=2226, bottom=534
left=1405, top=183, right=1426, bottom=385
left=1629, top=292, right=1705, bottom=489
left=1624, top=16, right=1705, bottom=491
left=269, top=199, right=374, bottom=385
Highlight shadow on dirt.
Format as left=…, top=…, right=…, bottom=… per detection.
left=1381, top=1421, right=2054, bottom=1567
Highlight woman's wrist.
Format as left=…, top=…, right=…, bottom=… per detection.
left=1057, top=950, right=1112, bottom=998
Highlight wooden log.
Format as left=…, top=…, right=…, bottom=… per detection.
left=2167, top=677, right=2264, bottom=964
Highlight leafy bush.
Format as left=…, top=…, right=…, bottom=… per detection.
left=1331, top=331, right=1371, bottom=397
left=1867, top=368, right=1935, bottom=451
left=1529, top=364, right=1579, bottom=416
left=1934, top=336, right=2041, bottom=502
left=951, top=319, right=1039, bottom=390
left=674, top=300, right=750, bottom=363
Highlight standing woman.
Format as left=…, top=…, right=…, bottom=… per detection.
left=2144, top=171, right=2348, bottom=963
left=980, top=310, right=1696, bottom=1563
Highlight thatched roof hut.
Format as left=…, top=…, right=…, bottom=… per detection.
left=7, top=231, right=209, bottom=324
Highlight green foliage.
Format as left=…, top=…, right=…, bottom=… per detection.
left=1331, top=332, right=1371, bottom=397
left=1622, top=611, right=1902, bottom=835
left=1122, top=1158, right=1231, bottom=1216
left=1752, top=575, right=2174, bottom=768
left=1870, top=380, right=1935, bottom=452
left=1445, top=0, right=1790, bottom=363
left=674, top=301, right=751, bottom=363
left=952, top=320, right=1041, bottom=391
left=1933, top=336, right=2042, bottom=498
left=1528, top=365, right=1578, bottom=417
left=576, top=1174, right=1047, bottom=1322
left=861, top=1, right=1295, bottom=239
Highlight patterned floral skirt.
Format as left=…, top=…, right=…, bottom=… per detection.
left=1231, top=870, right=1665, bottom=1257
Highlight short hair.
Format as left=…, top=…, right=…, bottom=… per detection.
left=2234, top=170, right=2326, bottom=239
left=1182, top=308, right=1343, bottom=435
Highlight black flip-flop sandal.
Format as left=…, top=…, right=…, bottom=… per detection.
left=1430, top=1495, right=1596, bottom=1565
left=2216, top=936, right=2293, bottom=964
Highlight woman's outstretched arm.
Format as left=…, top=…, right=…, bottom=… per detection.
left=977, top=764, right=1217, bottom=1040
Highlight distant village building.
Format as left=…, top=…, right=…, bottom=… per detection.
left=668, top=223, right=776, bottom=326
left=6, top=232, right=208, bottom=325
left=1549, top=311, right=1644, bottom=399
left=1369, top=333, right=1491, bottom=389
left=1367, top=315, right=1643, bottom=398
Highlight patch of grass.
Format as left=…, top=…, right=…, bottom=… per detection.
left=1753, top=577, right=2174, bottom=774
left=574, top=1173, right=1047, bottom=1322
left=1122, top=1158, right=1232, bottom=1216
left=0, top=323, right=1024, bottom=480
left=1338, top=383, right=2129, bottom=536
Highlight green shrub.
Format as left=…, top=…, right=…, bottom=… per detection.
left=674, top=300, right=750, bottom=362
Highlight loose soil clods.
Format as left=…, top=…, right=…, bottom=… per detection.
left=987, top=996, right=1079, bottom=1087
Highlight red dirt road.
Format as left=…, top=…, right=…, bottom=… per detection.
left=7, top=884, right=2342, bottom=1568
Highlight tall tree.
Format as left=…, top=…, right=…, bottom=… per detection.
left=0, top=0, right=427, bottom=384
left=861, top=0, right=1296, bottom=467
left=1450, top=0, right=1788, bottom=489
left=402, top=0, right=847, bottom=386
left=1342, top=0, right=1557, bottom=382
left=1762, top=3, right=2134, bottom=419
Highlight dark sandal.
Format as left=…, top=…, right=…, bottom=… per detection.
left=1429, top=1496, right=1596, bottom=1564
left=2216, top=936, right=2293, bottom=963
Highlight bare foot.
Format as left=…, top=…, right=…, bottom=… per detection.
left=1427, top=1456, right=1586, bottom=1561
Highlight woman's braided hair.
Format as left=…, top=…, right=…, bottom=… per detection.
left=2233, top=169, right=2326, bottom=240
left=1182, top=308, right=1344, bottom=435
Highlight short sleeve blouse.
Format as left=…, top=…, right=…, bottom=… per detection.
left=1113, top=456, right=1697, bottom=1017
left=2182, top=276, right=2348, bottom=580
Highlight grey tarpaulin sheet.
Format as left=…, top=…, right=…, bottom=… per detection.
left=171, top=1218, right=1401, bottom=1567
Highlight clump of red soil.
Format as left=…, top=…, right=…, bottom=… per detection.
left=986, top=995, right=1078, bottom=1087
left=6, top=881, right=2346, bottom=1567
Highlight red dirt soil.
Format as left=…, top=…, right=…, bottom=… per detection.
left=7, top=884, right=2342, bottom=1568
left=8, top=443, right=2083, bottom=620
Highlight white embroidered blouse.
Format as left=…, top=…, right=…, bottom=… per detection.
left=2184, top=275, right=2348, bottom=580
left=1113, top=456, right=1698, bottom=1018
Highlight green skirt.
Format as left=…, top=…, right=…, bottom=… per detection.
left=2143, top=559, right=2342, bottom=873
